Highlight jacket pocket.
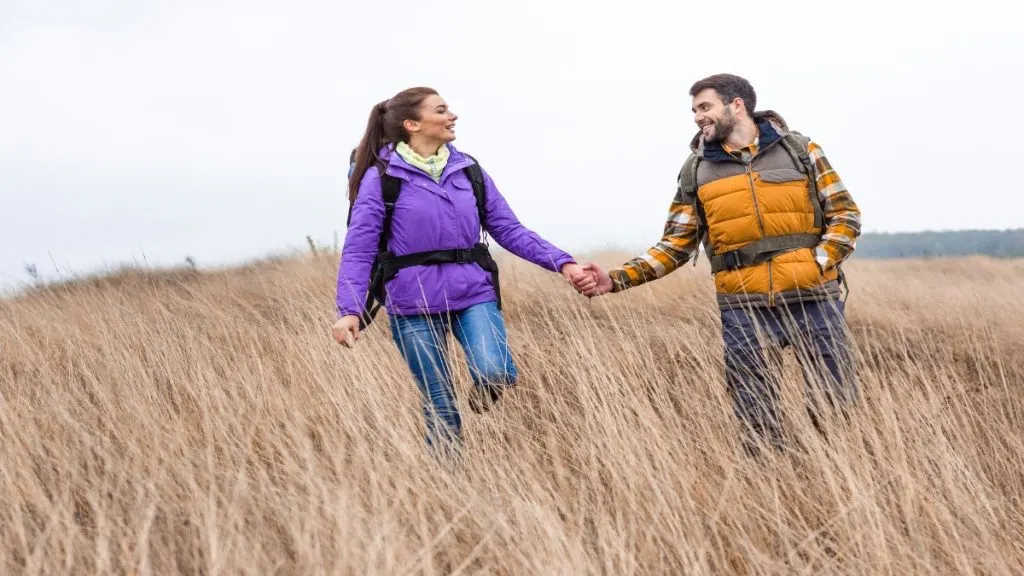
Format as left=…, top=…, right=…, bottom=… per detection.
left=757, top=168, right=806, bottom=183
left=448, top=174, right=482, bottom=239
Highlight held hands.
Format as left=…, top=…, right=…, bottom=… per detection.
left=560, top=262, right=613, bottom=298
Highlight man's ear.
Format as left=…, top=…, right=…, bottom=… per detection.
left=732, top=97, right=747, bottom=118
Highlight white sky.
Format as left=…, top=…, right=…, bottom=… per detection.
left=2, top=0, right=1022, bottom=288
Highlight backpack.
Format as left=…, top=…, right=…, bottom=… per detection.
left=351, top=156, right=501, bottom=329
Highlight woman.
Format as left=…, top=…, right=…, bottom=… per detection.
left=332, top=87, right=586, bottom=455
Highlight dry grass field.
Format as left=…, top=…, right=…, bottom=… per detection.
left=1, top=251, right=1022, bottom=574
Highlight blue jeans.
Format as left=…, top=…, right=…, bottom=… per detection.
left=389, top=301, right=518, bottom=453
left=721, top=298, right=858, bottom=449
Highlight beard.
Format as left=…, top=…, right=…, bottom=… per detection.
left=704, top=108, right=737, bottom=144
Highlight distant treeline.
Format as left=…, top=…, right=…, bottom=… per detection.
left=855, top=229, right=1024, bottom=259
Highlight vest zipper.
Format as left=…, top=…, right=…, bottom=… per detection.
left=744, top=163, right=774, bottom=306
left=757, top=137, right=793, bottom=307
left=744, top=164, right=766, bottom=237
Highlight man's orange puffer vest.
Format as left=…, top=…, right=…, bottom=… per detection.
left=679, top=111, right=841, bottom=309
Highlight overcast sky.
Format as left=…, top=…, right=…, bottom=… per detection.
left=2, top=0, right=1021, bottom=288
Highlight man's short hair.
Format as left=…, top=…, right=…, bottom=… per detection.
left=689, top=74, right=757, bottom=116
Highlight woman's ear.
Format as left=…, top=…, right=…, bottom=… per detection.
left=403, top=118, right=420, bottom=135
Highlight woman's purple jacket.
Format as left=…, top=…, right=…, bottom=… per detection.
left=336, top=145, right=576, bottom=317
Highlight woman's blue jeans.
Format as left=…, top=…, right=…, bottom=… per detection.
left=389, top=301, right=518, bottom=453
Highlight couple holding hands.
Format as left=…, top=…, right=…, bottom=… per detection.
left=334, top=74, right=861, bottom=456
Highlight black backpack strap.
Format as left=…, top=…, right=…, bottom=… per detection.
left=378, top=171, right=402, bottom=252
left=379, top=244, right=492, bottom=280
left=460, top=154, right=502, bottom=310
left=358, top=166, right=403, bottom=329
left=461, top=154, right=489, bottom=241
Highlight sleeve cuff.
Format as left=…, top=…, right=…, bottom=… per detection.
left=609, top=268, right=630, bottom=293
left=814, top=246, right=831, bottom=273
left=553, top=254, right=576, bottom=273
left=338, top=305, right=363, bottom=318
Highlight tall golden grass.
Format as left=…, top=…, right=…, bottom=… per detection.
left=1, top=251, right=1022, bottom=574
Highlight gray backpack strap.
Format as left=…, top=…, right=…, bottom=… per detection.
left=779, top=132, right=824, bottom=230
left=678, top=153, right=700, bottom=201
left=677, top=153, right=707, bottom=265
left=709, top=233, right=820, bottom=273
left=779, top=132, right=851, bottom=300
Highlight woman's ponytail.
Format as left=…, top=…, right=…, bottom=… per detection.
left=346, top=87, right=439, bottom=207
left=347, top=100, right=390, bottom=205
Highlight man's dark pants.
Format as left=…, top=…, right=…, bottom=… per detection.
left=720, top=297, right=858, bottom=449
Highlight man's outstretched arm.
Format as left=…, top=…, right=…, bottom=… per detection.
left=574, top=185, right=700, bottom=296
left=606, top=189, right=701, bottom=292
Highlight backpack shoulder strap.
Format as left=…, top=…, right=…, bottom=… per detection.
left=346, top=162, right=403, bottom=234
left=678, top=153, right=709, bottom=264
left=779, top=131, right=823, bottom=229
left=678, top=153, right=700, bottom=200
left=458, top=153, right=502, bottom=306
left=779, top=131, right=843, bottom=294
left=378, top=166, right=402, bottom=253
left=461, top=153, right=489, bottom=239
left=355, top=163, right=401, bottom=331
left=781, top=131, right=813, bottom=171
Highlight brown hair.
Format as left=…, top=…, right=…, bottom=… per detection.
left=347, top=87, right=438, bottom=204
left=689, top=74, right=757, bottom=117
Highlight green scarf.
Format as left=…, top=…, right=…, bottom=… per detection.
left=395, top=141, right=450, bottom=183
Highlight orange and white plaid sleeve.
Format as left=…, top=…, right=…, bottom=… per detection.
left=808, top=141, right=862, bottom=272
left=608, top=186, right=700, bottom=292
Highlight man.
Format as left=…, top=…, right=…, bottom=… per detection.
left=576, top=73, right=862, bottom=451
